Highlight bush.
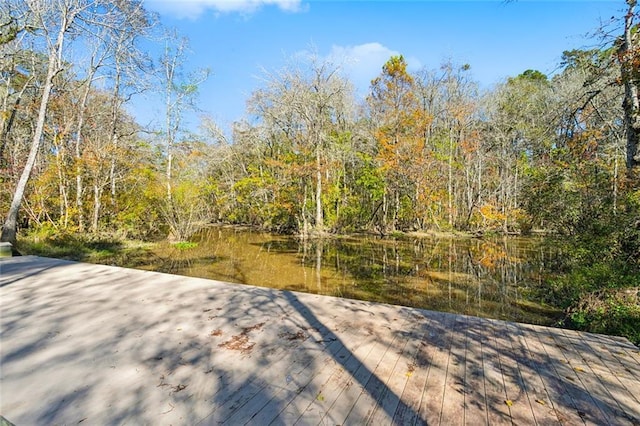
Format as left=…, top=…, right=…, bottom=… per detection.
left=566, top=288, right=640, bottom=346
left=534, top=189, right=640, bottom=346
left=542, top=261, right=640, bottom=309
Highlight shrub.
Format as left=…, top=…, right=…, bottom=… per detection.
left=566, top=288, right=640, bottom=346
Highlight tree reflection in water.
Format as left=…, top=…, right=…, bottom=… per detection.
left=148, top=226, right=560, bottom=325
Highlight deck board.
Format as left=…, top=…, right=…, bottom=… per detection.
left=1, top=256, right=639, bottom=425
left=312, top=316, right=406, bottom=424
left=508, top=323, right=561, bottom=426
left=340, top=313, right=414, bottom=424
left=392, top=314, right=441, bottom=425
left=495, top=320, right=537, bottom=425
left=416, top=311, right=457, bottom=424
left=439, top=314, right=467, bottom=424
left=463, top=315, right=490, bottom=425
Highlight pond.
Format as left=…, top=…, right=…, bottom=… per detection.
left=141, top=226, right=561, bottom=326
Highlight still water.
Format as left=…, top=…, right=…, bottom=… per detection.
left=143, top=226, right=560, bottom=325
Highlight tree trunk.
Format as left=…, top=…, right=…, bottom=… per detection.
left=75, top=72, right=96, bottom=232
left=0, top=77, right=33, bottom=165
left=92, top=183, right=102, bottom=233
left=109, top=67, right=122, bottom=206
left=448, top=129, right=454, bottom=228
left=1, top=10, right=73, bottom=244
left=621, top=0, right=640, bottom=173
left=315, top=144, right=323, bottom=231
left=54, top=138, right=69, bottom=227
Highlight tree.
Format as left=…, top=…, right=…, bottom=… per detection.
left=0, top=0, right=154, bottom=244
left=411, top=61, right=479, bottom=231
left=1, top=0, right=80, bottom=245
left=484, top=69, right=555, bottom=232
left=157, top=33, right=209, bottom=241
left=618, top=0, right=640, bottom=174
left=247, top=53, right=354, bottom=236
left=368, top=55, right=430, bottom=232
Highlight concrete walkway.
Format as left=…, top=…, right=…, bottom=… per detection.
left=1, top=256, right=639, bottom=425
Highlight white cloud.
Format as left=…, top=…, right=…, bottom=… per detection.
left=144, top=0, right=304, bottom=19
left=328, top=42, right=422, bottom=95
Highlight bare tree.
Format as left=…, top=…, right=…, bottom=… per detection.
left=249, top=53, right=353, bottom=236
left=156, top=32, right=209, bottom=240
left=159, top=34, right=208, bottom=201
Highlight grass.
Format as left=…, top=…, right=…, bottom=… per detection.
left=173, top=241, right=198, bottom=250
left=17, top=229, right=158, bottom=269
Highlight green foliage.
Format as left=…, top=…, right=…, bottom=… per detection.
left=226, top=163, right=301, bottom=233
left=354, top=153, right=385, bottom=202
left=0, top=19, right=19, bottom=45
left=560, top=49, right=614, bottom=74
left=567, top=288, right=640, bottom=346
left=510, top=69, right=548, bottom=84
left=115, top=165, right=164, bottom=240
left=542, top=261, right=640, bottom=308
left=173, top=241, right=198, bottom=250
left=535, top=190, right=640, bottom=345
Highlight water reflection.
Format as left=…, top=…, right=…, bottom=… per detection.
left=145, top=226, right=559, bottom=325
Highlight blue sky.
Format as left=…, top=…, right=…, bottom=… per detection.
left=137, top=0, right=624, bottom=135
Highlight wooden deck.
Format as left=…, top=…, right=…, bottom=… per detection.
left=1, top=256, right=639, bottom=425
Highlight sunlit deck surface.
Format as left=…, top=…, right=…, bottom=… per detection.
left=1, top=256, right=639, bottom=425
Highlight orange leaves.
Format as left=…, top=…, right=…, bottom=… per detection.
left=460, top=130, right=481, bottom=155
left=370, top=56, right=429, bottom=182
left=479, top=204, right=505, bottom=222
left=566, top=128, right=603, bottom=162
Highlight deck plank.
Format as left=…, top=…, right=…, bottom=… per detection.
left=248, top=313, right=380, bottom=425
left=493, top=321, right=537, bottom=425
left=463, top=315, right=489, bottom=426
left=307, top=330, right=396, bottom=426
left=339, top=312, right=416, bottom=424
left=367, top=313, right=433, bottom=425
left=438, top=314, right=467, bottom=424
left=1, top=256, right=639, bottom=426
left=561, top=327, right=640, bottom=422
left=552, top=328, right=639, bottom=425
left=391, top=313, right=442, bottom=425
left=507, top=322, right=561, bottom=426
left=480, top=319, right=512, bottom=425
left=520, top=323, right=590, bottom=425
left=416, top=311, right=457, bottom=425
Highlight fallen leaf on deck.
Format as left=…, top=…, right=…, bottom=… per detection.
left=505, top=400, right=513, bottom=407
left=535, top=399, right=546, bottom=405
left=172, top=384, right=187, bottom=392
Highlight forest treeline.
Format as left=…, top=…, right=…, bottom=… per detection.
left=1, top=0, right=639, bottom=245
